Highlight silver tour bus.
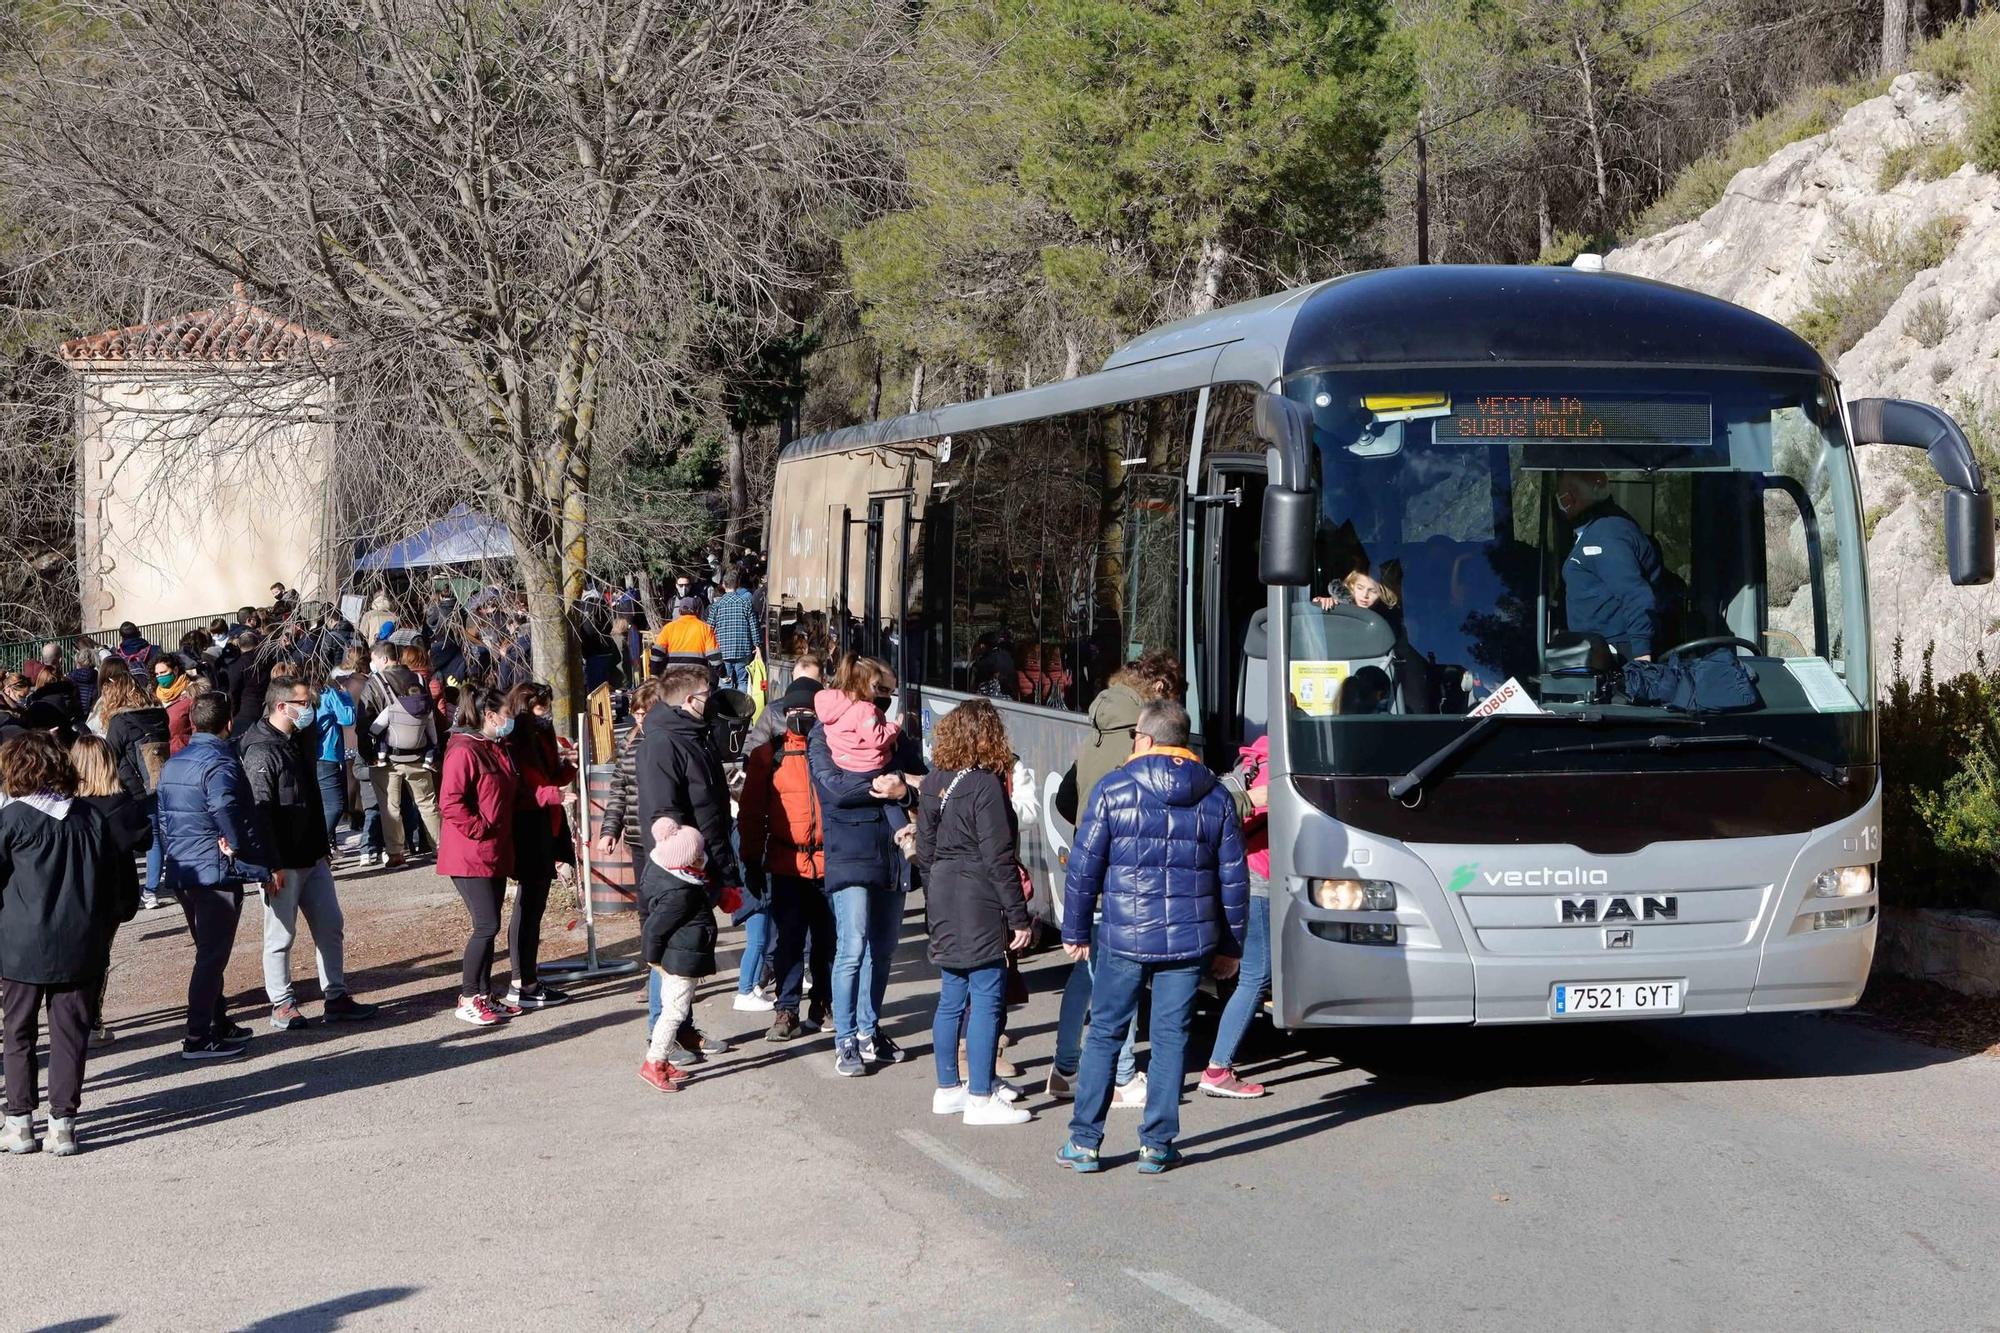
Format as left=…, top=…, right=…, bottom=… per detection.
left=765, top=265, right=1993, bottom=1026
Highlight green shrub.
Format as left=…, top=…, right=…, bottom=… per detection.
left=1793, top=213, right=1967, bottom=356
left=1535, top=229, right=1599, bottom=266
left=1904, top=292, right=1954, bottom=347
left=1916, top=12, right=2000, bottom=172
left=1878, top=138, right=1971, bottom=188
left=1880, top=641, right=2000, bottom=910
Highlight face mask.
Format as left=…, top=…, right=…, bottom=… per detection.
left=873, top=695, right=894, bottom=713
left=156, top=673, right=175, bottom=688
left=289, top=703, right=314, bottom=727
left=493, top=717, right=516, bottom=739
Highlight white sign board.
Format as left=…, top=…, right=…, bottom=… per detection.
left=1468, top=676, right=1544, bottom=718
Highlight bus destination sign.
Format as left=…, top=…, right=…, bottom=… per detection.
left=1437, top=394, right=1711, bottom=447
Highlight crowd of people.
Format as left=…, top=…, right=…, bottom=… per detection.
left=0, top=568, right=1274, bottom=1173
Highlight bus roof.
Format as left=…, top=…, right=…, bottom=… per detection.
left=783, top=265, right=1829, bottom=464
left=1110, top=265, right=1830, bottom=378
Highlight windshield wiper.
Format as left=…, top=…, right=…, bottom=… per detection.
left=1532, top=732, right=1845, bottom=787
left=1387, top=711, right=1597, bottom=803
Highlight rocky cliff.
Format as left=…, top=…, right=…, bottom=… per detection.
left=1610, top=73, right=2000, bottom=683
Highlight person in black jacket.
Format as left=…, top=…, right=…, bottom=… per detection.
left=239, top=679, right=378, bottom=1033
left=98, top=673, right=172, bottom=908
left=69, top=736, right=149, bottom=1048
left=634, top=666, right=743, bottom=1060
left=916, top=700, right=1032, bottom=1127
left=0, top=732, right=120, bottom=1156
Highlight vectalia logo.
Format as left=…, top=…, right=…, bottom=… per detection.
left=1448, top=863, right=1478, bottom=892
left=1480, top=866, right=1610, bottom=888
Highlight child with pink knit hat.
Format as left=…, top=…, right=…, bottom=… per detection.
left=638, top=816, right=712, bottom=1092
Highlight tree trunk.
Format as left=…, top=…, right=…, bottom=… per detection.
left=868, top=350, right=883, bottom=420
left=1063, top=333, right=1083, bottom=380
left=516, top=536, right=579, bottom=735
left=1537, top=185, right=1554, bottom=256
left=907, top=360, right=925, bottom=415
left=1574, top=36, right=1612, bottom=227
left=724, top=420, right=749, bottom=558
left=1884, top=0, right=1911, bottom=72
left=1190, top=238, right=1229, bottom=315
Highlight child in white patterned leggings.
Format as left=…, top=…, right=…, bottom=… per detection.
left=638, top=818, right=714, bottom=1093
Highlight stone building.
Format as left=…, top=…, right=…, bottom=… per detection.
left=60, top=288, right=338, bottom=628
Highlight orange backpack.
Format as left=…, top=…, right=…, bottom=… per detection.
left=741, top=716, right=824, bottom=880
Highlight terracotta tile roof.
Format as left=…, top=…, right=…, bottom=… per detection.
left=59, top=284, right=337, bottom=365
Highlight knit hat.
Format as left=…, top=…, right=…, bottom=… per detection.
left=649, top=816, right=706, bottom=878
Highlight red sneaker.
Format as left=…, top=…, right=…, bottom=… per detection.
left=1199, top=1066, right=1267, bottom=1099
left=488, top=994, right=524, bottom=1019
left=638, top=1059, right=682, bottom=1093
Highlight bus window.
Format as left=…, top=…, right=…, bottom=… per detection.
left=923, top=392, right=1196, bottom=711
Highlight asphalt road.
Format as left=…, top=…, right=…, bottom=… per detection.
left=5, top=869, right=1997, bottom=1332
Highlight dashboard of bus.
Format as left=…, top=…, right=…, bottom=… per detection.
left=1276, top=366, right=1875, bottom=779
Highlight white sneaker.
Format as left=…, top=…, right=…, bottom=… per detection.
left=732, top=992, right=775, bottom=1012
left=0, top=1114, right=36, bottom=1155
left=962, top=1093, right=1031, bottom=1126
left=932, top=1085, right=967, bottom=1115
left=1112, top=1072, right=1148, bottom=1109
left=753, top=981, right=776, bottom=1002
left=48, top=1117, right=78, bottom=1157
left=993, top=1078, right=1024, bottom=1104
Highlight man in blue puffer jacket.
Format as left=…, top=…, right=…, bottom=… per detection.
left=1057, top=698, right=1248, bottom=1175
left=158, top=691, right=272, bottom=1060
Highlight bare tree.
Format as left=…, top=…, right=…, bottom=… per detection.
left=0, top=0, right=907, bottom=715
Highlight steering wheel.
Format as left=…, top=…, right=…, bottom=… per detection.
left=1658, top=635, right=1762, bottom=659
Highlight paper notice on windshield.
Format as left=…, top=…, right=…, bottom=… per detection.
left=1784, top=657, right=1862, bottom=712
left=1289, top=661, right=1352, bottom=717
left=1468, top=676, right=1545, bottom=718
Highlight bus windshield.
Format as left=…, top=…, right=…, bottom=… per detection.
left=1279, top=366, right=1872, bottom=777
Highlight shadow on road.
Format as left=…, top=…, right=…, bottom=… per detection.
left=237, top=1287, right=421, bottom=1332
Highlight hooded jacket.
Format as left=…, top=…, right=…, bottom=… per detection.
left=744, top=673, right=819, bottom=754
left=1070, top=681, right=1147, bottom=818
left=916, top=767, right=1029, bottom=971
left=1061, top=749, right=1249, bottom=963
left=67, top=665, right=99, bottom=718
left=438, top=727, right=517, bottom=878
left=238, top=717, right=331, bottom=869
left=373, top=691, right=441, bottom=764
left=156, top=733, right=271, bottom=888
left=0, top=794, right=118, bottom=984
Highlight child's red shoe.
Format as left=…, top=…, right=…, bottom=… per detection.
left=638, top=1059, right=682, bottom=1093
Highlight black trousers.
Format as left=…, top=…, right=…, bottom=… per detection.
left=509, top=873, right=552, bottom=989
left=453, top=876, right=505, bottom=997
left=180, top=884, right=245, bottom=1041
left=769, top=875, right=834, bottom=1016
left=2, top=979, right=94, bottom=1118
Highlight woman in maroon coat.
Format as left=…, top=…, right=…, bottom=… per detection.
left=438, top=685, right=519, bottom=1027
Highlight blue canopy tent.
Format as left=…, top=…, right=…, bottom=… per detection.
left=356, top=504, right=514, bottom=571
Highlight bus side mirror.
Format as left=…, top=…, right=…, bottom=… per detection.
left=1261, top=488, right=1315, bottom=586
left=1848, top=397, right=1995, bottom=586
left=1255, top=391, right=1318, bottom=586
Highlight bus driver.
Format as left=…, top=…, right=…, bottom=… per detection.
left=1554, top=470, right=1662, bottom=662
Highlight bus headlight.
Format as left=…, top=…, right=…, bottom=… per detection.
left=1308, top=879, right=1397, bottom=911
left=1811, top=865, right=1874, bottom=898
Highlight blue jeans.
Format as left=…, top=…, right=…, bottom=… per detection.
left=316, top=761, right=346, bottom=845
left=933, top=964, right=1005, bottom=1096
left=830, top=884, right=904, bottom=1044
left=1206, top=894, right=1271, bottom=1071
left=1053, top=921, right=1138, bottom=1085
left=143, top=796, right=163, bottom=894
left=720, top=659, right=753, bottom=693
left=1068, top=953, right=1203, bottom=1153
left=737, top=910, right=773, bottom=996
